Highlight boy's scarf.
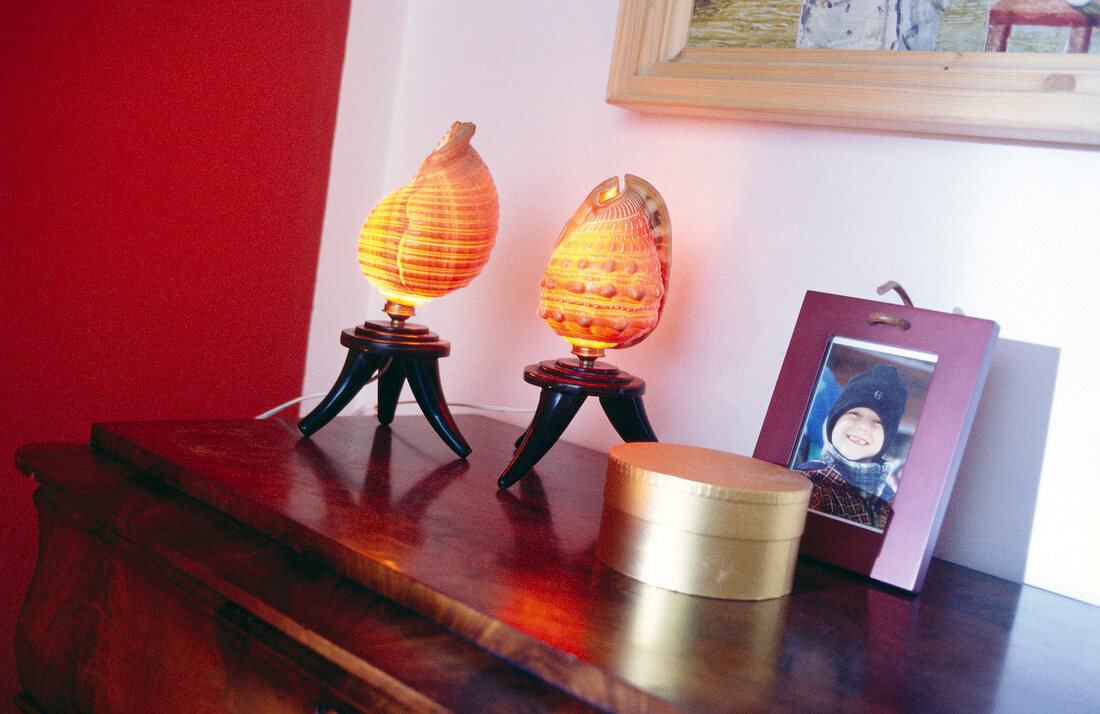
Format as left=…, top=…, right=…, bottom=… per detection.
left=819, top=442, right=889, bottom=497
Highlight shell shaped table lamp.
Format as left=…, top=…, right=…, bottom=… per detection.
left=299, top=122, right=498, bottom=457
left=498, top=174, right=670, bottom=489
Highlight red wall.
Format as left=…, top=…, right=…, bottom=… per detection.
left=0, top=2, right=351, bottom=707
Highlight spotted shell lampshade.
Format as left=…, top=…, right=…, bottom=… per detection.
left=538, top=175, right=670, bottom=358
left=359, top=122, right=499, bottom=310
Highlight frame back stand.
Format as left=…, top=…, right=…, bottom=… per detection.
left=498, top=358, right=657, bottom=489
left=298, top=321, right=471, bottom=458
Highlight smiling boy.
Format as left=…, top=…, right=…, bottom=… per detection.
left=796, top=364, right=908, bottom=530
left=832, top=406, right=885, bottom=462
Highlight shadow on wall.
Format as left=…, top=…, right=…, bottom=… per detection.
left=934, top=338, right=1060, bottom=582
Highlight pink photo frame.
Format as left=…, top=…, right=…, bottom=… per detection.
left=754, top=289, right=999, bottom=592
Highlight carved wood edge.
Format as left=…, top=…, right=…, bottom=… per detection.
left=85, top=426, right=676, bottom=714
left=15, top=447, right=606, bottom=713
left=17, top=458, right=442, bottom=713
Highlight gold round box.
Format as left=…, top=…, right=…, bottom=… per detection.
left=597, top=442, right=812, bottom=600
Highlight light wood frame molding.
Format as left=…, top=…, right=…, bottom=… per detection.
left=607, top=0, right=1100, bottom=146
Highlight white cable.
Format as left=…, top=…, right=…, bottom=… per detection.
left=358, top=400, right=534, bottom=415
left=260, top=397, right=533, bottom=419
left=253, top=360, right=536, bottom=419
left=446, top=402, right=535, bottom=413
left=255, top=393, right=328, bottom=419
left=256, top=358, right=395, bottom=418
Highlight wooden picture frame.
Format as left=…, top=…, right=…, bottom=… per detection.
left=607, top=0, right=1100, bottom=146
left=753, top=290, right=998, bottom=592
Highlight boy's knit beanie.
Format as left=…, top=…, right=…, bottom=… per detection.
left=825, top=364, right=908, bottom=461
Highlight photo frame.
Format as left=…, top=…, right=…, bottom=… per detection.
left=753, top=289, right=998, bottom=591
left=607, top=0, right=1100, bottom=146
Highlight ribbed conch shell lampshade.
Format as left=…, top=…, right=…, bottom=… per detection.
left=538, top=175, right=670, bottom=362
left=359, top=122, right=499, bottom=318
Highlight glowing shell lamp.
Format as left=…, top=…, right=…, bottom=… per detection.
left=498, top=174, right=670, bottom=489
left=299, top=122, right=498, bottom=457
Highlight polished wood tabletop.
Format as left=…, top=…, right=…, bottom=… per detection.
left=16, top=415, right=1100, bottom=712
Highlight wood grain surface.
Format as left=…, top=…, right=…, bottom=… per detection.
left=15, top=415, right=1100, bottom=712
left=16, top=443, right=600, bottom=713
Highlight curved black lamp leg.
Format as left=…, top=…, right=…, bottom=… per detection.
left=600, top=395, right=658, bottom=443
left=514, top=423, right=532, bottom=450
left=498, top=389, right=587, bottom=489
left=403, top=357, right=472, bottom=459
left=298, top=351, right=387, bottom=437
left=376, top=359, right=405, bottom=425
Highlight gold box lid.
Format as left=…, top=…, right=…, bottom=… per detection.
left=604, top=442, right=811, bottom=542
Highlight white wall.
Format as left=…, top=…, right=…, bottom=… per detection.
left=308, top=0, right=1100, bottom=605
left=304, top=0, right=407, bottom=392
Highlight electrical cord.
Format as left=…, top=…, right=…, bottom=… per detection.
left=254, top=357, right=394, bottom=419
left=254, top=393, right=330, bottom=419
left=256, top=397, right=534, bottom=419
left=429, top=402, right=534, bottom=413
left=255, top=358, right=533, bottom=418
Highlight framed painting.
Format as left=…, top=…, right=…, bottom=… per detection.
left=607, top=0, right=1100, bottom=145
left=753, top=289, right=998, bottom=591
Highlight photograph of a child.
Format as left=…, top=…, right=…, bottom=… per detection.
left=788, top=337, right=937, bottom=532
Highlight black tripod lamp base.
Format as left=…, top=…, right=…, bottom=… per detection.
left=497, top=358, right=657, bottom=489
left=298, top=320, right=471, bottom=458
